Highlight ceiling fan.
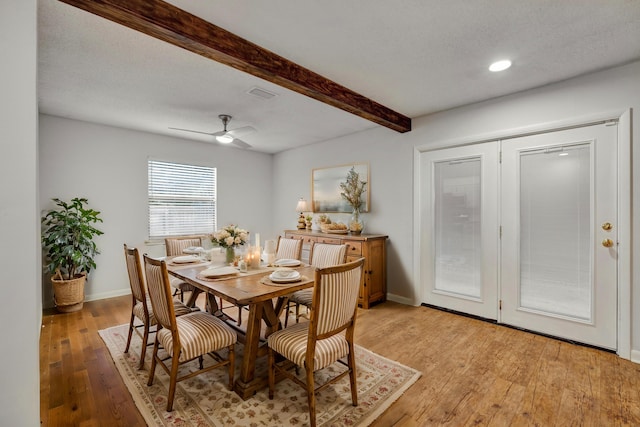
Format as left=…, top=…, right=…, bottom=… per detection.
left=170, top=114, right=255, bottom=148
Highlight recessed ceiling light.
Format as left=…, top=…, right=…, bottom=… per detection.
left=489, top=60, right=512, bottom=72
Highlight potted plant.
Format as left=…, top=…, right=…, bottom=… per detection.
left=41, top=198, right=104, bottom=312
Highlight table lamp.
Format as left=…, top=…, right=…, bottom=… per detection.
left=296, top=198, right=308, bottom=230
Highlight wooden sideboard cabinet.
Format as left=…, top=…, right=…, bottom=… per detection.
left=284, top=230, right=388, bottom=309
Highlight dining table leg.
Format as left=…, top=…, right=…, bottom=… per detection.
left=233, top=301, right=265, bottom=399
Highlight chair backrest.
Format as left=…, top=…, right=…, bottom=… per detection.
left=275, top=236, right=303, bottom=260
left=143, top=254, right=178, bottom=332
left=309, top=243, right=348, bottom=268
left=310, top=258, right=364, bottom=339
left=124, top=244, right=146, bottom=303
left=165, top=236, right=204, bottom=256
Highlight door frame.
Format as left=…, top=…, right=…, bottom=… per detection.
left=413, top=109, right=631, bottom=359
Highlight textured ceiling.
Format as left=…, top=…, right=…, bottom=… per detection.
left=38, top=0, right=640, bottom=153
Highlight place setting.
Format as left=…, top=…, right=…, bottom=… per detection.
left=261, top=267, right=307, bottom=286
left=196, top=265, right=240, bottom=281
left=168, top=254, right=204, bottom=266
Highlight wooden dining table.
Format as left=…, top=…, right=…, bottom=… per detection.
left=166, top=257, right=315, bottom=399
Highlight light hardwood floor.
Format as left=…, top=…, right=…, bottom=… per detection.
left=41, top=295, right=640, bottom=426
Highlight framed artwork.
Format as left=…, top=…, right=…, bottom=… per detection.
left=312, top=163, right=369, bottom=213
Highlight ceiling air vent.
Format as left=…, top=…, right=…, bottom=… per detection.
left=247, top=86, right=278, bottom=100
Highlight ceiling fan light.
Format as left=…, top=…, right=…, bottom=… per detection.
left=216, top=133, right=234, bottom=144
left=489, top=59, right=512, bottom=72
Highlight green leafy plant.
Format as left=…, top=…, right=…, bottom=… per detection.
left=41, top=198, right=104, bottom=280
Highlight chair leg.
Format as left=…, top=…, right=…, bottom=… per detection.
left=166, top=353, right=181, bottom=412
left=295, top=303, right=301, bottom=324
left=268, top=348, right=275, bottom=399
left=228, top=344, right=235, bottom=390
left=147, top=338, right=160, bottom=386
left=348, top=342, right=358, bottom=406
left=305, top=366, right=317, bottom=427
left=284, top=301, right=290, bottom=328
left=124, top=311, right=135, bottom=354
left=138, top=321, right=149, bottom=370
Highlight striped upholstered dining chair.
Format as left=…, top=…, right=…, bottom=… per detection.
left=123, top=244, right=197, bottom=370
left=143, top=254, right=237, bottom=412
left=274, top=236, right=303, bottom=261
left=268, top=258, right=365, bottom=427
left=284, top=243, right=348, bottom=327
left=164, top=236, right=204, bottom=302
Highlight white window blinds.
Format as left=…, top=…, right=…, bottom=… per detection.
left=148, top=160, right=216, bottom=238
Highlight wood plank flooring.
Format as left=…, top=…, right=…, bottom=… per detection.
left=41, top=295, right=640, bottom=426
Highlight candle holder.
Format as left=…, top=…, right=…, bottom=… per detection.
left=245, top=245, right=262, bottom=269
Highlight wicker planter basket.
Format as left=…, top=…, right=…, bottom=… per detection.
left=52, top=271, right=86, bottom=313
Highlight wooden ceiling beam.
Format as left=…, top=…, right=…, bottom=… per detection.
left=58, top=0, right=411, bottom=133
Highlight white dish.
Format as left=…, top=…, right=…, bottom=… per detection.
left=271, top=268, right=300, bottom=280
left=269, top=272, right=301, bottom=283
left=199, top=266, right=239, bottom=278
left=273, top=259, right=301, bottom=267
left=172, top=255, right=200, bottom=264
left=182, top=246, right=204, bottom=254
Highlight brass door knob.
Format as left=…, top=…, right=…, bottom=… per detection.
left=602, top=222, right=613, bottom=231
left=602, top=239, right=614, bottom=248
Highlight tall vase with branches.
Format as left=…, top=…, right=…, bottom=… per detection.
left=340, top=167, right=367, bottom=234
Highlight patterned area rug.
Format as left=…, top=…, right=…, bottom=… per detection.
left=99, top=323, right=420, bottom=426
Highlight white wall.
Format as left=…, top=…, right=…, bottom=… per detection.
left=273, top=61, right=640, bottom=350
left=39, top=115, right=275, bottom=306
left=0, top=0, right=40, bottom=425
left=38, top=61, right=639, bottom=357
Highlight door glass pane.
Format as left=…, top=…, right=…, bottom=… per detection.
left=434, top=158, right=481, bottom=298
left=519, top=144, right=591, bottom=320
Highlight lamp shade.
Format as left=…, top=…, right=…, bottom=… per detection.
left=296, top=199, right=308, bottom=212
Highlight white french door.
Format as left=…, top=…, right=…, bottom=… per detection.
left=419, top=142, right=499, bottom=320
left=419, top=122, right=619, bottom=349
left=500, top=123, right=618, bottom=349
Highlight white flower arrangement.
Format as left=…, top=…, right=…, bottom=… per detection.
left=211, top=224, right=249, bottom=248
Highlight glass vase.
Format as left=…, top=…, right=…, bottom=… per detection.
left=225, top=247, right=236, bottom=265
left=349, top=207, right=364, bottom=235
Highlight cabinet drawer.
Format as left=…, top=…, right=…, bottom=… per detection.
left=346, top=241, right=363, bottom=256
left=302, top=236, right=317, bottom=244
left=317, top=236, right=341, bottom=245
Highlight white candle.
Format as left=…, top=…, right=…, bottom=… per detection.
left=264, top=239, right=276, bottom=254
left=255, top=233, right=260, bottom=251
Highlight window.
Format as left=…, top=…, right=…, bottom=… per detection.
left=148, top=159, right=216, bottom=238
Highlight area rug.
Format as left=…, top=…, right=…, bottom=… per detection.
left=99, top=323, right=420, bottom=426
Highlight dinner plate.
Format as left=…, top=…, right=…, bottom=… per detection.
left=269, top=272, right=301, bottom=283
left=171, top=255, right=200, bottom=264
left=199, top=266, right=239, bottom=278
left=271, top=268, right=300, bottom=279
left=273, top=259, right=301, bottom=267
left=182, top=246, right=204, bottom=254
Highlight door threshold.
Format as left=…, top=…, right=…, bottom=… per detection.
left=421, top=303, right=615, bottom=354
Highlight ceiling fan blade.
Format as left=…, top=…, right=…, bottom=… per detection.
left=228, top=125, right=257, bottom=138
left=169, top=127, right=215, bottom=136
left=232, top=138, right=252, bottom=149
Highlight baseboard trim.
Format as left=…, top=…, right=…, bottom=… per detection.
left=43, top=288, right=131, bottom=309
left=386, top=293, right=417, bottom=306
